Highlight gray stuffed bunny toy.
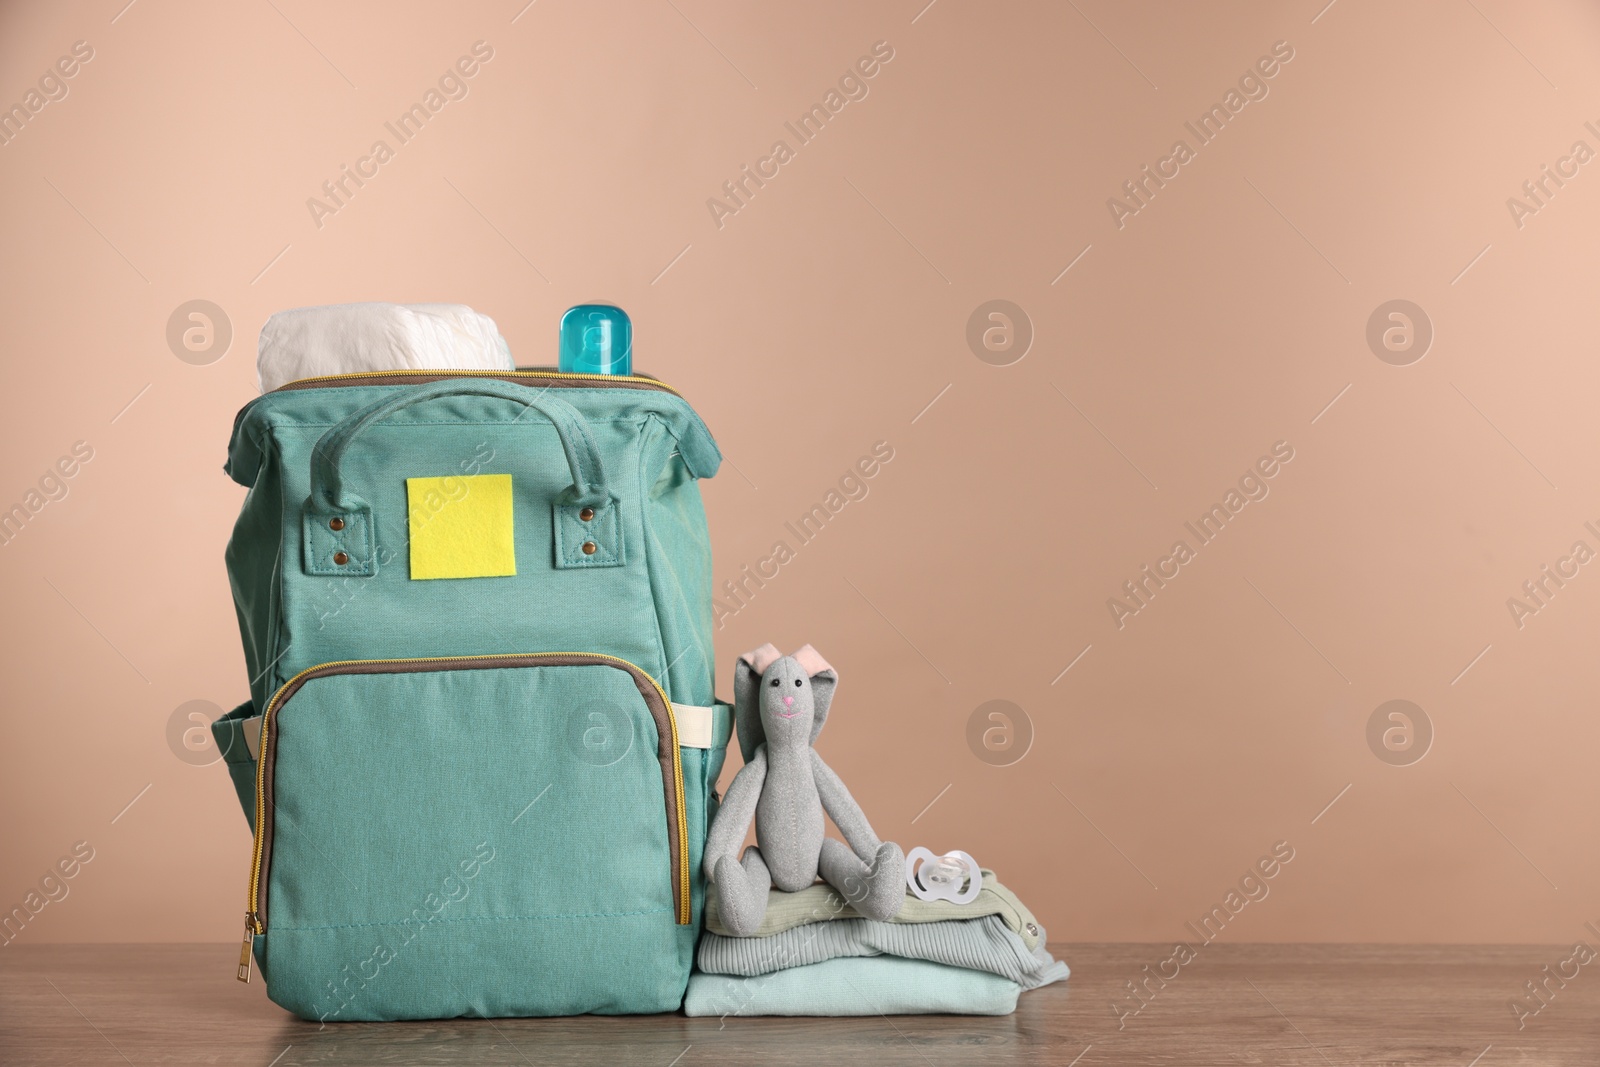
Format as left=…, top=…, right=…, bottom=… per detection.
left=703, top=643, right=906, bottom=936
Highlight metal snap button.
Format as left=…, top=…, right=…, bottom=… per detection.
left=579, top=507, right=595, bottom=522
left=328, top=517, right=345, bottom=531
left=1026, top=922, right=1038, bottom=936
left=333, top=551, right=349, bottom=565
left=581, top=541, right=597, bottom=555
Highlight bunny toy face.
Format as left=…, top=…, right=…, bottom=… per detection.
left=730, top=643, right=839, bottom=763
left=759, top=656, right=817, bottom=749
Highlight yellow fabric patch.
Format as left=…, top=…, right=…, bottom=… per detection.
left=406, top=474, right=516, bottom=580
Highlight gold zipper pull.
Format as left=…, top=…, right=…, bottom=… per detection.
left=237, top=913, right=256, bottom=982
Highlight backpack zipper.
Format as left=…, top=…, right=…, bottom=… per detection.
left=268, top=367, right=682, bottom=396
left=237, top=651, right=689, bottom=982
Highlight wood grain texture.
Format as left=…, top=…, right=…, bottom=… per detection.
left=1, top=943, right=1594, bottom=1065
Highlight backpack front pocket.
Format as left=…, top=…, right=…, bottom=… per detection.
left=238, top=652, right=692, bottom=1020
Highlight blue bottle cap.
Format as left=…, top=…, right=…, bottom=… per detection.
left=559, top=304, right=632, bottom=376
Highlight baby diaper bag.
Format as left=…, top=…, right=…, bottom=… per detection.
left=209, top=368, right=730, bottom=1021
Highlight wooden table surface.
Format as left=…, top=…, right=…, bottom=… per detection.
left=2, top=943, right=1595, bottom=1065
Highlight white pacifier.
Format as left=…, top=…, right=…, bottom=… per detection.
left=905, top=847, right=982, bottom=904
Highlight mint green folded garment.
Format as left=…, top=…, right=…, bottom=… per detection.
left=682, top=955, right=1021, bottom=1017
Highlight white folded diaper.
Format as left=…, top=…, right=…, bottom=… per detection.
left=256, top=302, right=514, bottom=393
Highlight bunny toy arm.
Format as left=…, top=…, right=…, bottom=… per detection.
left=811, top=749, right=882, bottom=863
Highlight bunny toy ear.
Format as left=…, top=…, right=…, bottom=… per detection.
left=742, top=644, right=783, bottom=676
left=791, top=644, right=838, bottom=742
left=734, top=643, right=780, bottom=762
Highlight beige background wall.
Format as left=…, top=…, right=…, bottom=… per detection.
left=2, top=0, right=1597, bottom=947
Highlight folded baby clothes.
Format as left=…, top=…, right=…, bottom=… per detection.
left=697, top=913, right=1069, bottom=991
left=702, top=868, right=1043, bottom=951
left=683, top=955, right=1021, bottom=1017
left=256, top=302, right=514, bottom=392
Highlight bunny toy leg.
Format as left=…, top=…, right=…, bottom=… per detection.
left=714, top=846, right=773, bottom=937
left=705, top=750, right=771, bottom=936
left=819, top=837, right=906, bottom=921
left=812, top=750, right=907, bottom=921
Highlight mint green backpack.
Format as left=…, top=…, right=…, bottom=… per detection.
left=209, top=370, right=730, bottom=1021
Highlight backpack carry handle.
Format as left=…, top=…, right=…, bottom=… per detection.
left=301, top=380, right=617, bottom=577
